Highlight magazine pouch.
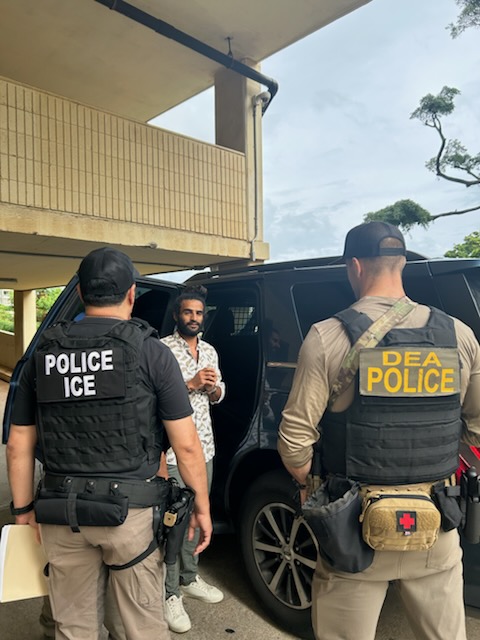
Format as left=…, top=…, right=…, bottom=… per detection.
left=360, top=485, right=440, bottom=551
left=302, top=476, right=374, bottom=573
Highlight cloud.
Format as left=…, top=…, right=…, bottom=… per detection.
left=260, top=0, right=480, bottom=260
left=152, top=0, right=479, bottom=264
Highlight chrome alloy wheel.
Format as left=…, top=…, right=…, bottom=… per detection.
left=251, top=501, right=318, bottom=610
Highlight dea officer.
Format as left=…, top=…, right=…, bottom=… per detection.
left=7, top=247, right=212, bottom=640
left=278, top=222, right=480, bottom=640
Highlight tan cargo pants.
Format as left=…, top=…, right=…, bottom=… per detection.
left=39, top=588, right=126, bottom=639
left=312, top=528, right=466, bottom=640
left=40, top=507, right=170, bottom=640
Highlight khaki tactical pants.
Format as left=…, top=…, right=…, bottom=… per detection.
left=312, top=529, right=466, bottom=640
left=40, top=507, right=170, bottom=640
left=39, top=588, right=126, bottom=639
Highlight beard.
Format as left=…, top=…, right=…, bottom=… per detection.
left=177, top=316, right=204, bottom=337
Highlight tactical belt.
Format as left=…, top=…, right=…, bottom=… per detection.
left=42, top=474, right=170, bottom=508
left=39, top=474, right=174, bottom=572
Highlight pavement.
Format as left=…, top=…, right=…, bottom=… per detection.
left=1, top=377, right=479, bottom=639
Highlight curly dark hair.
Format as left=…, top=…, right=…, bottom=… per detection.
left=173, top=285, right=208, bottom=316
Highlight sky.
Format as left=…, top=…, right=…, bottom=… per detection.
left=151, top=0, right=480, bottom=265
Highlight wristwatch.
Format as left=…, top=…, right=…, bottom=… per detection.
left=10, top=500, right=35, bottom=516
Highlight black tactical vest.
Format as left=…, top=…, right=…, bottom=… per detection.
left=320, top=307, right=462, bottom=484
left=34, top=319, right=161, bottom=476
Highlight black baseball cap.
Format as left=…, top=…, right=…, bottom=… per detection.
left=342, top=221, right=406, bottom=260
left=78, top=247, right=139, bottom=297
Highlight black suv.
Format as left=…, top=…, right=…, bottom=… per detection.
left=4, top=253, right=480, bottom=637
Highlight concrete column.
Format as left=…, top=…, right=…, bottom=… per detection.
left=215, top=60, right=264, bottom=257
left=13, top=290, right=36, bottom=361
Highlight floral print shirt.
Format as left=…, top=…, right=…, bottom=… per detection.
left=161, top=330, right=225, bottom=464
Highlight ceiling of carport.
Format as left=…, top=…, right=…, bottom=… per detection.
left=0, top=0, right=372, bottom=289
left=0, top=0, right=371, bottom=121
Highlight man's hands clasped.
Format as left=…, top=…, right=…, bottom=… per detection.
left=187, top=367, right=218, bottom=394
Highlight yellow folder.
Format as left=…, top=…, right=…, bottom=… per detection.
left=0, top=524, right=49, bottom=602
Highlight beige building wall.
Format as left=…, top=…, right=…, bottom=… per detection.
left=0, top=75, right=270, bottom=368
left=0, top=76, right=251, bottom=244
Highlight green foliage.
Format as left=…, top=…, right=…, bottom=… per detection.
left=449, top=0, right=480, bottom=38
left=0, top=287, right=63, bottom=332
left=409, top=84, right=478, bottom=220
left=364, top=199, right=432, bottom=232
left=0, top=304, right=14, bottom=333
left=410, top=86, right=460, bottom=125
left=36, top=288, right=63, bottom=326
left=412, top=87, right=480, bottom=182
left=0, top=290, right=14, bottom=332
left=426, top=139, right=480, bottom=175
left=445, top=230, right=480, bottom=257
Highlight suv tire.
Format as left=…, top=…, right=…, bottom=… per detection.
left=239, top=470, right=317, bottom=639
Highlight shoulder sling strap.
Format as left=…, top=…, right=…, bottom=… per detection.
left=328, top=297, right=416, bottom=408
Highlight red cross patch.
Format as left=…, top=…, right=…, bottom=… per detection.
left=396, top=511, right=417, bottom=535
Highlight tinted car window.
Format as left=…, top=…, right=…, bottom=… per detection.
left=433, top=271, right=480, bottom=339
left=132, top=286, right=176, bottom=336
left=292, top=280, right=354, bottom=338
left=403, top=272, right=443, bottom=309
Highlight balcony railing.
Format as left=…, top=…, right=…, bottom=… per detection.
left=0, top=76, right=247, bottom=241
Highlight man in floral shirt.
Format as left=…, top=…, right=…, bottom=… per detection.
left=161, top=285, right=225, bottom=633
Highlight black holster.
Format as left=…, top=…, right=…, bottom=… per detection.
left=163, top=481, right=195, bottom=565
left=431, top=481, right=462, bottom=532
left=461, top=467, right=480, bottom=544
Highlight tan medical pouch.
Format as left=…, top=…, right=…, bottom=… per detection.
left=360, top=485, right=441, bottom=551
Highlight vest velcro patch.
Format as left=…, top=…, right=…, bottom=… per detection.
left=359, top=346, right=460, bottom=397
left=35, top=347, right=127, bottom=402
left=396, top=510, right=417, bottom=535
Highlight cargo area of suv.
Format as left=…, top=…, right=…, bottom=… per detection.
left=3, top=254, right=480, bottom=638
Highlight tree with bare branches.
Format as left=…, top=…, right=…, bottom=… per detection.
left=364, top=2, right=479, bottom=232
left=365, top=86, right=479, bottom=230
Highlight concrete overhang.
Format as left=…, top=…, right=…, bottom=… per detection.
left=0, top=0, right=371, bottom=291
left=0, top=0, right=372, bottom=122
left=0, top=231, right=225, bottom=291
